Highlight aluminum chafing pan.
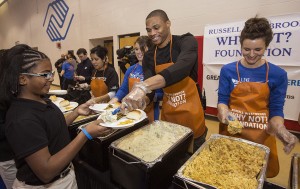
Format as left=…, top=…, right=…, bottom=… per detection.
left=109, top=121, right=193, bottom=189
left=78, top=118, right=149, bottom=171
left=69, top=113, right=100, bottom=127
left=289, top=153, right=300, bottom=189
left=110, top=120, right=193, bottom=166
left=175, top=134, right=270, bottom=189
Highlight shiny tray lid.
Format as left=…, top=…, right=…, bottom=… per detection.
left=176, top=134, right=270, bottom=189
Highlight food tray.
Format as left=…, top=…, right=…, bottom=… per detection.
left=68, top=113, right=99, bottom=139
left=109, top=121, right=193, bottom=189
left=289, top=153, right=300, bottom=189
left=174, top=134, right=270, bottom=189
left=78, top=117, right=149, bottom=171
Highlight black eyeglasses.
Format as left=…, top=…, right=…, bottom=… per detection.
left=21, top=71, right=55, bottom=79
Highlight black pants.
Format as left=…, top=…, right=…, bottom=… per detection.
left=62, top=78, right=75, bottom=90
left=193, top=126, right=208, bottom=153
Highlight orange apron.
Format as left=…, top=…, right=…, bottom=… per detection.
left=90, top=68, right=108, bottom=98
left=154, top=36, right=205, bottom=138
left=128, top=64, right=155, bottom=122
left=219, top=61, right=279, bottom=178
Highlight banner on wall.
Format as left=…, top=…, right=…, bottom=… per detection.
left=203, top=13, right=300, bottom=121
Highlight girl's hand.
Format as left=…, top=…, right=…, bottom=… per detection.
left=76, top=102, right=92, bottom=116
left=84, top=119, right=110, bottom=138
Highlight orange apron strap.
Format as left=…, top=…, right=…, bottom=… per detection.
left=264, top=136, right=279, bottom=178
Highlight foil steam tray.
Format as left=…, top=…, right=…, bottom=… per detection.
left=175, top=134, right=270, bottom=189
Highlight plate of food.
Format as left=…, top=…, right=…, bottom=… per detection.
left=58, top=100, right=78, bottom=112
left=89, top=103, right=119, bottom=113
left=49, top=95, right=64, bottom=103
left=98, top=109, right=147, bottom=129
left=48, top=90, right=67, bottom=95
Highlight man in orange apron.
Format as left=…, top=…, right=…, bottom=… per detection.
left=121, top=9, right=207, bottom=151
left=217, top=17, right=298, bottom=178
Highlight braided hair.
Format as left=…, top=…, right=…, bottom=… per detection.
left=0, top=44, right=49, bottom=105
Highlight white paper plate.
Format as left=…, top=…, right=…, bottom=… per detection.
left=48, top=90, right=67, bottom=95
left=50, top=97, right=64, bottom=103
left=98, top=109, right=147, bottom=129
left=89, top=103, right=116, bottom=113
left=59, top=102, right=79, bottom=112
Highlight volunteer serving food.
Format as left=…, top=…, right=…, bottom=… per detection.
left=217, top=17, right=299, bottom=178
left=109, top=36, right=162, bottom=122
left=120, top=9, right=207, bottom=151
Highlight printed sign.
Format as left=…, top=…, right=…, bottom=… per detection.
left=203, top=13, right=300, bottom=121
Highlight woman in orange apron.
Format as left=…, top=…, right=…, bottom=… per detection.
left=109, top=36, right=162, bottom=122
left=121, top=10, right=207, bottom=151
left=217, top=17, right=298, bottom=178
left=89, top=45, right=119, bottom=103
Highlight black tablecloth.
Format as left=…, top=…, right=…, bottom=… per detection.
left=73, top=157, right=285, bottom=189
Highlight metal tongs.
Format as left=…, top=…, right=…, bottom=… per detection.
left=111, top=107, right=126, bottom=120
left=112, top=107, right=120, bottom=115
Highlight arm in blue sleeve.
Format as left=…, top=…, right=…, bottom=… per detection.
left=269, top=71, right=287, bottom=119
left=218, top=66, right=231, bottom=106
left=115, top=67, right=132, bottom=101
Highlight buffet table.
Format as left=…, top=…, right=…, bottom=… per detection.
left=72, top=155, right=285, bottom=189
left=68, top=114, right=287, bottom=189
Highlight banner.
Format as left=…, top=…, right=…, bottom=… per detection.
left=203, top=13, right=300, bottom=121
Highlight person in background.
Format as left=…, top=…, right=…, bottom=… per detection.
left=54, top=53, right=66, bottom=88
left=217, top=17, right=298, bottom=178
left=74, top=48, right=94, bottom=84
left=0, top=44, right=108, bottom=188
left=109, top=36, right=163, bottom=122
left=89, top=45, right=119, bottom=103
left=60, top=53, right=76, bottom=90
left=0, top=49, right=17, bottom=189
left=120, top=9, right=207, bottom=151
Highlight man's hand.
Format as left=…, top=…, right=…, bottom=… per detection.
left=120, top=88, right=146, bottom=113
left=75, top=76, right=85, bottom=81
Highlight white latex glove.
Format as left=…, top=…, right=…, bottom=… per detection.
left=217, top=106, right=230, bottom=124
left=120, top=82, right=150, bottom=113
left=267, top=124, right=299, bottom=154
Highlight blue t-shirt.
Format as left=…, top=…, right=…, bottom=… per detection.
left=218, top=61, right=287, bottom=119
left=62, top=61, right=74, bottom=79
left=115, top=64, right=144, bottom=100
left=115, top=63, right=163, bottom=101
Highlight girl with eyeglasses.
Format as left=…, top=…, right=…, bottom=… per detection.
left=0, top=44, right=108, bottom=188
